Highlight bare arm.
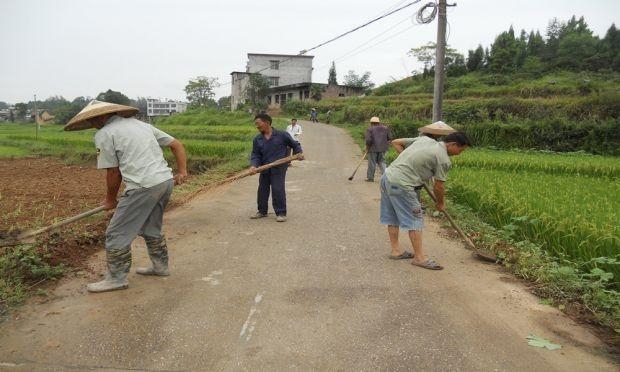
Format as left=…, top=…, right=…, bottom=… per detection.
left=433, top=180, right=446, bottom=211
left=390, top=138, right=408, bottom=154
left=103, top=167, right=122, bottom=210
left=169, top=139, right=188, bottom=185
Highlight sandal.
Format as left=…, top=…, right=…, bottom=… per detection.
left=411, top=259, right=443, bottom=270
left=389, top=251, right=414, bottom=260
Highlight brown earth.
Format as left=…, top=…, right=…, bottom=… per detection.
left=0, top=157, right=109, bottom=269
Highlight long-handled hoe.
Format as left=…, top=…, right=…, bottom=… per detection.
left=348, top=151, right=368, bottom=181
left=423, top=184, right=498, bottom=262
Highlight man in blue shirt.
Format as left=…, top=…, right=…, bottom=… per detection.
left=249, top=113, right=303, bottom=222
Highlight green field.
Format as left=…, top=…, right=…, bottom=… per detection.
left=0, top=110, right=289, bottom=171
left=447, top=149, right=620, bottom=279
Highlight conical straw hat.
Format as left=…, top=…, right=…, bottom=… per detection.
left=64, top=100, right=139, bottom=131
left=418, top=121, right=456, bottom=135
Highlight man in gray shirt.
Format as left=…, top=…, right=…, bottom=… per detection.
left=65, top=100, right=187, bottom=293
left=380, top=132, right=470, bottom=270
left=364, top=116, right=391, bottom=182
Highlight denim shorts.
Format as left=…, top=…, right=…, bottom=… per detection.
left=379, top=174, right=424, bottom=231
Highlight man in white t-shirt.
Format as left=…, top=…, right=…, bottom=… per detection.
left=286, top=118, right=302, bottom=143
left=286, top=118, right=302, bottom=157
left=64, top=100, right=187, bottom=293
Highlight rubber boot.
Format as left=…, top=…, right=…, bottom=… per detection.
left=136, top=236, right=170, bottom=276
left=87, top=247, right=131, bottom=293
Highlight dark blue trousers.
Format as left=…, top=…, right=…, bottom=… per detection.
left=257, top=169, right=287, bottom=216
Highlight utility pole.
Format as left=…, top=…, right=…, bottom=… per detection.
left=432, top=0, right=447, bottom=122
left=34, top=94, right=39, bottom=141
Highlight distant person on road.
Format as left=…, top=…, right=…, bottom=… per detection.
left=64, top=100, right=188, bottom=293
left=286, top=118, right=302, bottom=144
left=381, top=131, right=470, bottom=270
left=286, top=118, right=303, bottom=159
left=310, top=108, right=318, bottom=123
left=250, top=113, right=303, bottom=222
left=364, top=116, right=391, bottom=182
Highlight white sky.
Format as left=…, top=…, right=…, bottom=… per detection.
left=1, top=0, right=618, bottom=104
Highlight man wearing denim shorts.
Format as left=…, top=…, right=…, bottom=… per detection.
left=380, top=131, right=470, bottom=270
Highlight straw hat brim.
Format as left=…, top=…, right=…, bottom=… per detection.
left=64, top=104, right=139, bottom=131
left=418, top=121, right=456, bottom=136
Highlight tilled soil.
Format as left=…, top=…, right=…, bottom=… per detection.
left=1, top=157, right=109, bottom=268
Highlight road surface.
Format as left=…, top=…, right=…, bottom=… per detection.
left=0, top=120, right=616, bottom=371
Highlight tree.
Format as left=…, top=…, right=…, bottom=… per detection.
left=466, top=45, right=485, bottom=72
left=556, top=33, right=598, bottom=70
left=542, top=17, right=565, bottom=63
left=310, top=84, right=325, bottom=100
left=526, top=30, right=546, bottom=58
left=184, top=76, right=219, bottom=108
left=488, top=26, right=518, bottom=72
left=52, top=96, right=90, bottom=125
left=409, top=42, right=466, bottom=76
left=244, top=74, right=270, bottom=110
left=131, top=97, right=148, bottom=116
left=0, top=101, right=9, bottom=110
left=217, top=96, right=231, bottom=110
left=328, top=61, right=338, bottom=85
left=600, top=23, right=620, bottom=71
left=343, top=70, right=375, bottom=94
left=14, top=103, right=28, bottom=121
left=96, top=89, right=130, bottom=105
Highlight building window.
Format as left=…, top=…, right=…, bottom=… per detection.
left=287, top=93, right=293, bottom=100
left=304, top=90, right=310, bottom=99
left=269, top=77, right=279, bottom=86
left=267, top=96, right=272, bottom=104
left=270, top=60, right=279, bottom=70
left=275, top=95, right=280, bottom=104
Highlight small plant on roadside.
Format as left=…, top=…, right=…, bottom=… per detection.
left=0, top=244, right=64, bottom=312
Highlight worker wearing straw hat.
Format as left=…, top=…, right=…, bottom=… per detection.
left=364, top=116, right=391, bottom=182
left=390, top=120, right=457, bottom=207
left=381, top=130, right=470, bottom=270
left=64, top=100, right=188, bottom=293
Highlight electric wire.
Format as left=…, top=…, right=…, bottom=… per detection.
left=218, top=0, right=423, bottom=89
left=315, top=2, right=439, bottom=73
left=316, top=14, right=413, bottom=70
left=416, top=2, right=438, bottom=24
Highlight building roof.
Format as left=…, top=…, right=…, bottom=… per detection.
left=247, top=53, right=314, bottom=59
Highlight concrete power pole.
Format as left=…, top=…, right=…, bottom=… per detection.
left=432, top=0, right=447, bottom=122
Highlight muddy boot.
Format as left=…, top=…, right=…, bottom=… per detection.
left=87, top=247, right=131, bottom=293
left=136, top=236, right=170, bottom=276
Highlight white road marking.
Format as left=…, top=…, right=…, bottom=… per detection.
left=199, top=270, right=223, bottom=286
left=239, top=293, right=264, bottom=342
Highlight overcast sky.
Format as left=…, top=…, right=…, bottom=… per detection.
left=1, top=0, right=618, bottom=104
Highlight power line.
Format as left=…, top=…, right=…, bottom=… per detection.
left=300, top=0, right=423, bottom=55
left=219, top=0, right=423, bottom=89
left=316, top=14, right=420, bottom=71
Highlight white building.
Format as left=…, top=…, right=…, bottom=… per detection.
left=146, top=99, right=187, bottom=117
left=230, top=53, right=314, bottom=110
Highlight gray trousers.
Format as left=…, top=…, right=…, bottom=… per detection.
left=106, top=179, right=174, bottom=251
left=367, top=152, right=386, bottom=181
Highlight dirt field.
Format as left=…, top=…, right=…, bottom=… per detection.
left=0, top=157, right=109, bottom=268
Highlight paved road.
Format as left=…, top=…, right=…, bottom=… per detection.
left=0, top=121, right=616, bottom=371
